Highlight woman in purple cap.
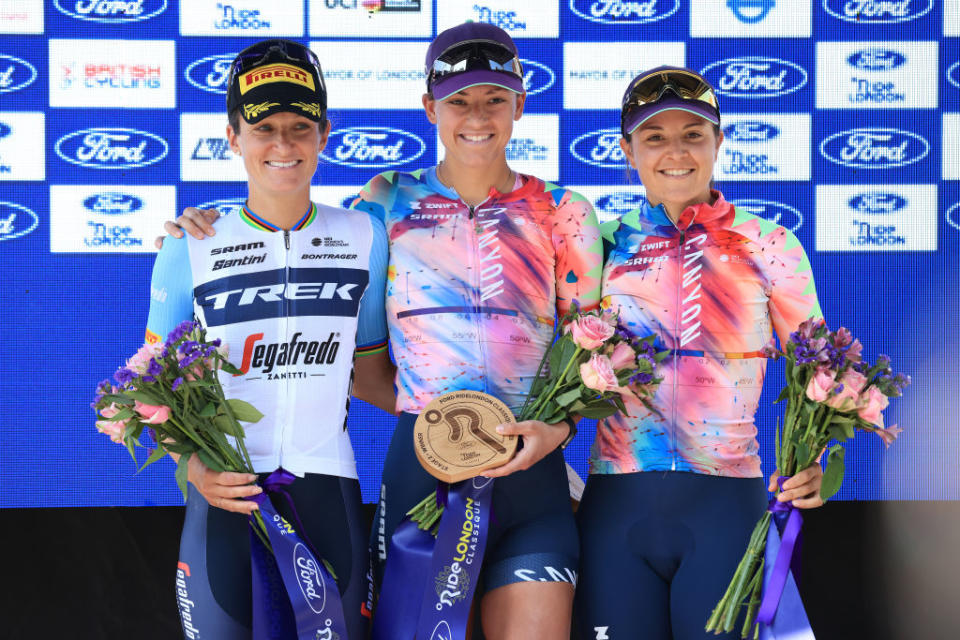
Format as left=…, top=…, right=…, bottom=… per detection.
left=573, top=67, right=826, bottom=639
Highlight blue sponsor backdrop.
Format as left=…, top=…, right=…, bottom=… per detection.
left=0, top=1, right=957, bottom=507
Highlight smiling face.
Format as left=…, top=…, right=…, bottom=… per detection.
left=620, top=109, right=723, bottom=219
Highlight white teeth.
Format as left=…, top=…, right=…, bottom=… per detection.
left=463, top=134, right=490, bottom=142
left=267, top=160, right=298, bottom=168
left=662, top=169, right=692, bottom=176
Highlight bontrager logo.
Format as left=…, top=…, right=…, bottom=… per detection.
left=847, top=49, right=906, bottom=71
left=569, top=0, right=680, bottom=24
left=54, top=0, right=168, bottom=23
left=0, top=202, right=39, bottom=242
left=83, top=192, right=144, bottom=214
left=569, top=129, right=625, bottom=168
left=519, top=58, right=555, bottom=96
left=701, top=57, right=807, bottom=98
left=322, top=127, right=425, bottom=169
left=848, top=193, right=907, bottom=214
left=0, top=55, right=38, bottom=93
left=819, top=128, right=929, bottom=169
left=822, top=0, right=932, bottom=23
left=723, top=121, right=779, bottom=142
left=55, top=127, right=168, bottom=169
left=731, top=199, right=802, bottom=232
left=184, top=53, right=235, bottom=94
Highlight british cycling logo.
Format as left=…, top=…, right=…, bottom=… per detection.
left=519, top=59, right=555, bottom=96
left=55, top=128, right=168, bottom=169
left=54, top=0, right=168, bottom=22
left=948, top=62, right=960, bottom=90
left=701, top=57, right=807, bottom=99
left=430, top=621, right=453, bottom=640
left=568, top=0, right=680, bottom=25
left=0, top=202, right=38, bottom=242
left=293, top=542, right=327, bottom=614
left=214, top=5, right=272, bottom=30
left=823, top=0, right=932, bottom=23
left=184, top=53, right=235, bottom=94
left=847, top=49, right=906, bottom=72
left=726, top=0, right=776, bottom=23
left=848, top=192, right=907, bottom=214
left=472, top=6, right=526, bottom=31
left=570, top=129, right=625, bottom=169
left=820, top=128, right=929, bottom=170
left=197, top=198, right=245, bottom=217
left=83, top=192, right=144, bottom=215
left=0, top=54, right=38, bottom=93
left=730, top=199, right=802, bottom=232
left=321, top=127, right=425, bottom=169
left=947, top=203, right=960, bottom=232
left=595, top=192, right=646, bottom=217
left=723, top=121, right=780, bottom=143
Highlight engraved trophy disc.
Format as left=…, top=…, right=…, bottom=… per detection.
left=413, top=390, right=518, bottom=483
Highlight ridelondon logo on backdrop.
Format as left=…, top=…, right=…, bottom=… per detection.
left=0, top=201, right=39, bottom=242
left=819, top=128, right=929, bottom=169
left=568, top=0, right=680, bottom=24
left=569, top=129, right=625, bottom=169
left=519, top=58, right=555, bottom=95
left=321, top=127, right=425, bottom=169
left=54, top=127, right=168, bottom=169
left=470, top=5, right=528, bottom=32
left=730, top=199, right=803, bottom=232
left=822, top=0, right=932, bottom=23
left=54, top=0, right=168, bottom=22
left=700, top=57, right=807, bottom=99
left=0, top=54, right=38, bottom=93
left=184, top=53, right=235, bottom=94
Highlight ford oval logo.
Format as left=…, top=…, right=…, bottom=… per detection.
left=569, top=129, right=625, bottom=168
left=0, top=54, right=39, bottom=94
left=948, top=62, right=960, bottom=90
left=184, top=53, right=236, bottom=94
left=0, top=201, right=39, bottom=242
left=54, top=0, right=168, bottom=23
left=730, top=199, right=802, bottom=232
left=569, top=0, right=680, bottom=24
left=701, top=57, right=807, bottom=99
left=0, top=122, right=10, bottom=139
left=519, top=58, right=555, bottom=96
left=823, top=0, right=932, bottom=24
left=321, top=127, right=425, bottom=169
left=595, top=192, right=646, bottom=217
left=293, top=543, right=326, bottom=614
left=848, top=192, right=907, bottom=214
left=55, top=127, right=168, bottom=169
left=196, top=198, right=245, bottom=217
left=83, top=192, right=144, bottom=215
left=847, top=49, right=906, bottom=71
left=820, top=128, right=929, bottom=170
left=947, top=202, right=960, bottom=232
left=430, top=621, right=454, bottom=640
left=723, top=121, right=780, bottom=143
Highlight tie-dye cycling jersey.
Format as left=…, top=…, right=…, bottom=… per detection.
left=351, top=167, right=603, bottom=414
left=593, top=192, right=822, bottom=478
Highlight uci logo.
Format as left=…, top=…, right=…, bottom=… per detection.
left=846, top=49, right=906, bottom=71
left=293, top=543, right=326, bottom=614
left=569, top=129, right=625, bottom=169
left=726, top=0, right=776, bottom=23
left=822, top=0, right=932, bottom=24
left=723, top=121, right=779, bottom=143
left=701, top=57, right=807, bottom=99
left=595, top=192, right=646, bottom=217
left=519, top=59, right=555, bottom=96
left=54, top=0, right=168, bottom=22
left=848, top=193, right=907, bottom=215
left=568, top=0, right=680, bottom=24
left=0, top=201, right=39, bottom=242
left=322, top=127, right=425, bottom=169
left=819, top=128, right=929, bottom=170
left=948, top=62, right=960, bottom=90
left=83, top=192, right=144, bottom=215
left=197, top=198, right=245, bottom=217
left=0, top=54, right=38, bottom=93
left=184, top=53, right=235, bottom=94
left=55, top=127, right=168, bottom=169
left=731, top=199, right=802, bottom=232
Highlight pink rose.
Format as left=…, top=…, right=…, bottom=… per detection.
left=96, top=418, right=128, bottom=444
left=839, top=369, right=868, bottom=395
left=857, top=386, right=889, bottom=426
left=805, top=368, right=836, bottom=403
left=134, top=400, right=171, bottom=425
left=608, top=342, right=636, bottom=370
left=126, top=342, right=163, bottom=375
left=580, top=354, right=620, bottom=393
left=566, top=315, right=615, bottom=350
left=825, top=380, right=860, bottom=412
left=99, top=402, right=122, bottom=419
left=846, top=339, right=863, bottom=363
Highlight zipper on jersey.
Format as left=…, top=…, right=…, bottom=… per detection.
left=279, top=228, right=292, bottom=465
left=466, top=197, right=491, bottom=394
left=671, top=227, right=684, bottom=472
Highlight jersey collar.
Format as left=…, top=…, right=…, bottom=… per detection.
left=240, top=203, right=317, bottom=233
left=639, top=190, right=732, bottom=231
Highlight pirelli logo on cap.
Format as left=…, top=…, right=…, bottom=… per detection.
left=239, top=63, right=315, bottom=95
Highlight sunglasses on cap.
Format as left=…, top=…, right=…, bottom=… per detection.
left=228, top=40, right=326, bottom=95
left=621, top=68, right=719, bottom=133
left=428, top=39, right=523, bottom=89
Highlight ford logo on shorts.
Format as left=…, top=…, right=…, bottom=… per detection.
left=0, top=54, right=39, bottom=94
left=519, top=58, right=555, bottom=96
left=184, top=53, right=235, bottom=94
left=595, top=192, right=646, bottom=217
left=0, top=201, right=39, bottom=242
left=848, top=192, right=907, bottom=214
left=569, top=129, right=625, bottom=169
left=322, top=127, right=425, bottom=169
left=947, top=202, right=960, bottom=232
left=730, top=199, right=802, bottom=232
left=293, top=543, right=326, bottom=614
left=568, top=0, right=680, bottom=24
left=701, top=57, right=807, bottom=99
left=54, top=0, right=168, bottom=23
left=83, top=192, right=144, bottom=215
left=846, top=49, right=906, bottom=71
left=723, top=121, right=779, bottom=143
left=196, top=198, right=245, bottom=217
left=0, top=122, right=10, bottom=139
left=55, top=127, right=169, bottom=169
left=948, top=62, right=960, bottom=90
left=819, top=128, right=929, bottom=170
left=823, top=0, right=932, bottom=24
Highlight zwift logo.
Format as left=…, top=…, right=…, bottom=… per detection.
left=701, top=57, right=807, bottom=99
left=184, top=53, right=235, bottom=94
left=726, top=0, right=776, bottom=23
left=197, top=198, right=245, bottom=217
left=322, top=127, right=425, bottom=169
left=55, top=0, right=167, bottom=22
left=848, top=192, right=907, bottom=214
left=568, top=0, right=680, bottom=24
left=723, top=121, right=780, bottom=142
left=822, top=0, right=932, bottom=24
left=519, top=59, right=555, bottom=96
left=55, top=127, right=168, bottom=169
left=846, top=49, right=906, bottom=72
left=819, top=128, right=929, bottom=170
left=731, top=199, right=802, bottom=232
left=0, top=202, right=39, bottom=242
left=0, top=54, right=38, bottom=93
left=293, top=542, right=327, bottom=614
left=569, top=129, right=625, bottom=168
left=83, top=192, right=144, bottom=214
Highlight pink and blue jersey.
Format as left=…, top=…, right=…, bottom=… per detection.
left=594, top=192, right=822, bottom=478
left=351, top=167, right=603, bottom=414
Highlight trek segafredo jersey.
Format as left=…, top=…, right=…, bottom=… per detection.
left=351, top=167, right=603, bottom=414
left=147, top=203, right=388, bottom=478
left=593, top=192, right=822, bottom=478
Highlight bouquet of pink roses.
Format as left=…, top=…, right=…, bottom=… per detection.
left=706, top=318, right=909, bottom=638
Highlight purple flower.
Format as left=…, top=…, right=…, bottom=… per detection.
left=172, top=377, right=184, bottom=391
left=164, top=320, right=199, bottom=348
left=147, top=358, right=164, bottom=378
left=114, top=367, right=137, bottom=385
left=631, top=372, right=654, bottom=385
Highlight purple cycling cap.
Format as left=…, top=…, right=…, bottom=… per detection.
left=621, top=66, right=720, bottom=136
left=425, top=22, right=524, bottom=101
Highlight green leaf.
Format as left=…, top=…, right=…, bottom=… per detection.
left=213, top=414, right=237, bottom=435
left=773, top=385, right=791, bottom=404
left=227, top=398, right=264, bottom=423
left=794, top=442, right=811, bottom=468
left=554, top=388, right=582, bottom=408
left=577, top=403, right=618, bottom=420
left=826, top=425, right=850, bottom=443
left=612, top=394, right=627, bottom=415
left=830, top=414, right=856, bottom=425
left=820, top=445, right=845, bottom=501
left=175, top=453, right=191, bottom=501
left=196, top=448, right=226, bottom=473
left=220, top=361, right=242, bottom=375
left=568, top=400, right=587, bottom=412
left=137, top=446, right=169, bottom=472
left=124, top=389, right=167, bottom=405
left=198, top=402, right=216, bottom=418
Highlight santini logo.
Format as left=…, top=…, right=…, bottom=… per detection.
left=595, top=192, right=646, bottom=217
left=848, top=193, right=907, bottom=214
left=0, top=54, right=38, bottom=93
left=197, top=198, right=245, bottom=217
left=54, top=0, right=168, bottom=22
left=322, top=127, right=425, bottom=168
left=723, top=121, right=779, bottom=142
left=568, top=0, right=680, bottom=24
left=0, top=202, right=39, bottom=242
left=822, top=0, right=932, bottom=24
left=731, top=199, right=802, bottom=232
left=184, top=53, right=235, bottom=94
left=569, top=129, right=625, bottom=168
left=83, top=192, right=144, bottom=214
left=701, top=57, right=807, bottom=98
left=519, top=59, right=555, bottom=96
left=55, top=128, right=168, bottom=169
left=820, top=128, right=929, bottom=169
left=846, top=49, right=906, bottom=71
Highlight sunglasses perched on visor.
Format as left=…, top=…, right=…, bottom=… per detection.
left=621, top=69, right=720, bottom=135
left=428, top=39, right=523, bottom=89
left=228, top=40, right=327, bottom=96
